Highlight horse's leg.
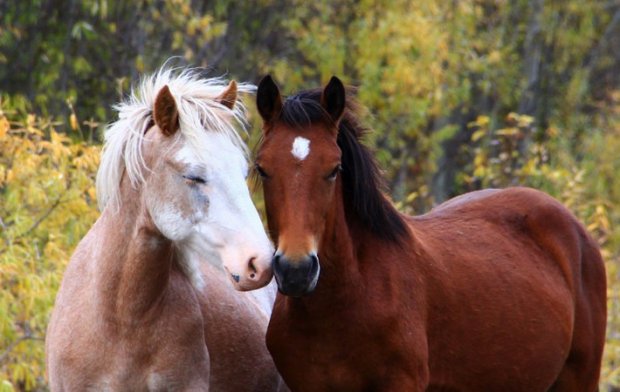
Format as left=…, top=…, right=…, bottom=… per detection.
left=549, top=248, right=606, bottom=392
left=549, top=356, right=599, bottom=392
left=548, top=316, right=603, bottom=392
left=377, top=363, right=429, bottom=392
left=376, top=377, right=427, bottom=392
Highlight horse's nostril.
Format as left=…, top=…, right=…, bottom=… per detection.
left=248, top=257, right=257, bottom=272
left=248, top=257, right=259, bottom=280
left=273, top=253, right=291, bottom=277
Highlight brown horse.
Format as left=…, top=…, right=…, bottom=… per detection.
left=254, top=75, right=607, bottom=391
left=46, top=68, right=287, bottom=391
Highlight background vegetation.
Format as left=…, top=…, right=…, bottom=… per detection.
left=1, top=0, right=619, bottom=390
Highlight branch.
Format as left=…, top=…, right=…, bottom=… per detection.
left=17, top=177, right=73, bottom=240
left=0, top=334, right=44, bottom=365
left=0, top=179, right=73, bottom=256
left=19, top=196, right=64, bottom=239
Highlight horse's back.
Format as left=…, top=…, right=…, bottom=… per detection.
left=414, top=187, right=606, bottom=391
left=424, top=187, right=605, bottom=293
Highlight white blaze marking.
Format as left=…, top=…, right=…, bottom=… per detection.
left=291, top=137, right=311, bottom=161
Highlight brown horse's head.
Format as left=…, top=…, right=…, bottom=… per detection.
left=255, top=76, right=346, bottom=296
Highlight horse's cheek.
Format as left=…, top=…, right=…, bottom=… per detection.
left=145, top=181, right=194, bottom=241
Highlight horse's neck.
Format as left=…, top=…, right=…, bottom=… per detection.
left=314, top=196, right=365, bottom=294
left=95, top=198, right=176, bottom=324
left=312, top=192, right=413, bottom=305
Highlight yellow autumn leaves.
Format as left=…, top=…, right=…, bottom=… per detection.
left=0, top=107, right=99, bottom=390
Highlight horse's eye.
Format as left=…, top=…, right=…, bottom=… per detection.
left=326, top=164, right=342, bottom=181
left=183, top=175, right=207, bottom=185
left=255, top=163, right=269, bottom=179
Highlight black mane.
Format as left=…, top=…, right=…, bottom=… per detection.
left=277, top=88, right=408, bottom=243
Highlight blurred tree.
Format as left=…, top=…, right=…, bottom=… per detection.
left=0, top=0, right=232, bottom=124
left=270, top=0, right=620, bottom=208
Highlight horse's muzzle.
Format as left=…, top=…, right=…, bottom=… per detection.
left=272, top=252, right=320, bottom=297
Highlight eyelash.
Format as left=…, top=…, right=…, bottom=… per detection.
left=327, top=164, right=342, bottom=181
left=183, top=175, right=207, bottom=185
left=255, top=164, right=269, bottom=179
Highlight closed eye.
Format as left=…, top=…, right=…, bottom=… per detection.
left=326, top=164, right=342, bottom=181
left=183, top=174, right=207, bottom=185
left=255, top=163, right=269, bottom=179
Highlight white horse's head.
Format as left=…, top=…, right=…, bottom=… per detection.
left=97, top=68, right=273, bottom=291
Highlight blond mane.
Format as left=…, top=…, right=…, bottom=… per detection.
left=96, top=67, right=255, bottom=210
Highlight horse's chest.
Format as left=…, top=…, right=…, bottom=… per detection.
left=268, top=315, right=414, bottom=391
left=275, top=345, right=370, bottom=392
left=84, top=290, right=209, bottom=390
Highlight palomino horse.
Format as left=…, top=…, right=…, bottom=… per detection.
left=46, top=68, right=286, bottom=391
left=255, top=75, right=607, bottom=391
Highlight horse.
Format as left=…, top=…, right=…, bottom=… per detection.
left=46, top=68, right=287, bottom=391
left=254, top=75, right=607, bottom=391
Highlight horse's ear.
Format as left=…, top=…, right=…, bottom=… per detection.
left=216, top=80, right=237, bottom=109
left=154, top=85, right=179, bottom=136
left=256, top=75, right=282, bottom=127
left=321, top=76, right=345, bottom=125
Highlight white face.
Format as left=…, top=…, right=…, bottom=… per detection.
left=145, top=132, right=274, bottom=291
